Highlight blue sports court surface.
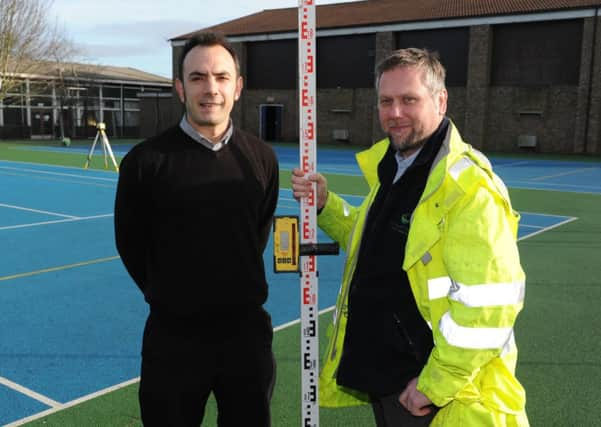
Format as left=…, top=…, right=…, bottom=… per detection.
left=1, top=145, right=599, bottom=425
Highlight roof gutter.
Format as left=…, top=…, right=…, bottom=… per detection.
left=2, top=72, right=171, bottom=88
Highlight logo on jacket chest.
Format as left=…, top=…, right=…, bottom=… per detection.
left=389, top=212, right=411, bottom=236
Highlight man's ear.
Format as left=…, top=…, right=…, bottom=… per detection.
left=175, top=78, right=186, bottom=104
left=437, top=88, right=448, bottom=116
left=235, top=76, right=243, bottom=101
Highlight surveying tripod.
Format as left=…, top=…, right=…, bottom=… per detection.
left=83, top=122, right=119, bottom=172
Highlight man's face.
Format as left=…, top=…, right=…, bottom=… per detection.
left=175, top=45, right=242, bottom=139
left=377, top=65, right=447, bottom=157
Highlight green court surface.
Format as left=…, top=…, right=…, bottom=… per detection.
left=2, top=139, right=600, bottom=426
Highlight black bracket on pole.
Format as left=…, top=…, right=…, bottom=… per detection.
left=273, top=216, right=339, bottom=273
left=299, top=242, right=340, bottom=256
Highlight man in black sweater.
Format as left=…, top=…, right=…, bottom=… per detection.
left=114, top=32, right=279, bottom=426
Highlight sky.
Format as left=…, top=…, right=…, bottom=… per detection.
left=51, top=0, right=361, bottom=79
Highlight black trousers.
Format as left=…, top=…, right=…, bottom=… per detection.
left=139, top=309, right=276, bottom=427
left=371, top=393, right=439, bottom=427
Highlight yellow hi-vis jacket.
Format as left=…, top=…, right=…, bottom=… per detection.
left=317, top=122, right=529, bottom=426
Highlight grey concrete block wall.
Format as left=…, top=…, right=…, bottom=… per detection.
left=317, top=88, right=375, bottom=145
left=139, top=95, right=179, bottom=139
left=465, top=25, right=491, bottom=151
left=372, top=31, right=396, bottom=143
left=586, top=14, right=601, bottom=154
left=487, top=87, right=579, bottom=152
left=172, top=45, right=183, bottom=80
left=446, top=87, right=467, bottom=140
left=573, top=16, right=596, bottom=153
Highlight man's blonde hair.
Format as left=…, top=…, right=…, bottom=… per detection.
left=375, top=48, right=446, bottom=96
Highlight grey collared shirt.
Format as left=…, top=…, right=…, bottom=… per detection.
left=393, top=146, right=423, bottom=184
left=179, top=115, right=234, bottom=151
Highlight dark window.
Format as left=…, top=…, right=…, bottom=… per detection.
left=5, top=82, right=25, bottom=94
left=123, top=87, right=140, bottom=98
left=317, top=34, right=375, bottom=88
left=2, top=95, right=24, bottom=106
left=492, top=19, right=583, bottom=86
left=30, top=96, right=53, bottom=107
left=29, top=82, right=52, bottom=95
left=103, top=86, right=122, bottom=98
left=396, top=27, right=469, bottom=87
left=3, top=107, right=25, bottom=125
left=247, top=39, right=297, bottom=89
left=86, top=86, right=100, bottom=97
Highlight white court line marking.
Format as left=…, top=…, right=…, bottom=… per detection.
left=494, top=161, right=533, bottom=168
left=0, top=203, right=78, bottom=219
left=273, top=306, right=335, bottom=332
left=279, top=190, right=366, bottom=201
left=0, top=213, right=113, bottom=231
left=520, top=224, right=544, bottom=229
left=0, top=255, right=120, bottom=282
left=531, top=167, right=600, bottom=181
left=0, top=159, right=118, bottom=177
left=0, top=376, right=62, bottom=408
left=7, top=308, right=337, bottom=426
left=518, top=216, right=578, bottom=241
left=4, top=377, right=140, bottom=427
left=0, top=169, right=116, bottom=189
left=509, top=179, right=601, bottom=190
left=505, top=184, right=601, bottom=195
left=519, top=210, right=578, bottom=218
left=0, top=165, right=118, bottom=182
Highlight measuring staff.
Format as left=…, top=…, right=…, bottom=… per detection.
left=273, top=2, right=339, bottom=426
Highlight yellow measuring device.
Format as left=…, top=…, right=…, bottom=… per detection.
left=273, top=216, right=300, bottom=273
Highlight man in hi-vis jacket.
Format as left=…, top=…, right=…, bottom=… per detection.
left=291, top=48, right=528, bottom=427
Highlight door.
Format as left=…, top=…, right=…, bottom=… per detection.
left=31, top=109, right=53, bottom=139
left=259, top=104, right=283, bottom=142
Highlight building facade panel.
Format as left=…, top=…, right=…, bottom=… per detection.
left=170, top=2, right=601, bottom=154
left=1, top=78, right=171, bottom=140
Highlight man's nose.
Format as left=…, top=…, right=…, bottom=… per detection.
left=389, top=101, right=404, bottom=117
left=204, top=77, right=218, bottom=94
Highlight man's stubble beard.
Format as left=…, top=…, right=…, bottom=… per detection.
left=390, top=129, right=427, bottom=155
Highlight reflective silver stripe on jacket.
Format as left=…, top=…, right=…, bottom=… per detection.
left=428, top=276, right=525, bottom=307
left=449, top=156, right=474, bottom=180
left=438, top=312, right=513, bottom=349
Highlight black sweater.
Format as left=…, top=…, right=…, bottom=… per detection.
left=114, top=125, right=279, bottom=319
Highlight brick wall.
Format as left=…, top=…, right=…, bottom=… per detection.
left=465, top=25, right=491, bottom=150
left=486, top=86, right=579, bottom=152
left=586, top=14, right=601, bottom=154
left=166, top=17, right=601, bottom=154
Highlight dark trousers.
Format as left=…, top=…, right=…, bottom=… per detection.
left=371, top=393, right=439, bottom=427
left=139, top=310, right=276, bottom=427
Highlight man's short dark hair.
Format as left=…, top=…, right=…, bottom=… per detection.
left=178, top=32, right=240, bottom=80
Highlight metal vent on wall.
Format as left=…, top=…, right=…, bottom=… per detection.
left=332, top=129, right=349, bottom=141
left=517, top=134, right=537, bottom=148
